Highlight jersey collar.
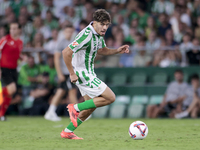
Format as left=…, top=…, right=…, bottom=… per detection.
left=88, top=22, right=99, bottom=35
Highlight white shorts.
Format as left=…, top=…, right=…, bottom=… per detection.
left=75, top=74, right=107, bottom=99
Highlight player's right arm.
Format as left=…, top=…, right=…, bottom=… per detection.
left=62, top=47, right=78, bottom=83
left=63, top=29, right=92, bottom=83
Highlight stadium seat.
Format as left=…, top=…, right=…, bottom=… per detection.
left=115, top=95, right=131, bottom=104
left=152, top=72, right=167, bottom=85
left=149, top=95, right=163, bottom=104
left=129, top=73, right=146, bottom=85
left=127, top=104, right=144, bottom=118
left=109, top=104, right=126, bottom=118
left=111, top=73, right=127, bottom=86
left=132, top=95, right=148, bottom=104
left=93, top=105, right=109, bottom=118
left=97, top=73, right=106, bottom=82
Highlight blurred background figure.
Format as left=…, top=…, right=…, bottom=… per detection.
left=44, top=25, right=78, bottom=121
left=147, top=70, right=188, bottom=118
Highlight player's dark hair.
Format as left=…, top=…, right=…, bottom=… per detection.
left=191, top=74, right=199, bottom=80
left=93, top=9, right=111, bottom=23
left=10, top=22, right=21, bottom=29
left=174, top=69, right=183, bottom=74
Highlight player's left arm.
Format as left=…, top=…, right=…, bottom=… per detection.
left=98, top=45, right=130, bottom=55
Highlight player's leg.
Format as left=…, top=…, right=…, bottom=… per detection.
left=44, top=88, right=65, bottom=121
left=0, top=68, right=17, bottom=119
left=61, top=95, right=95, bottom=139
left=73, top=86, right=115, bottom=111
left=68, top=88, right=78, bottom=104
left=67, top=86, right=115, bottom=127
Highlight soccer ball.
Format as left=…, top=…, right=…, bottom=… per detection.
left=128, top=121, right=148, bottom=140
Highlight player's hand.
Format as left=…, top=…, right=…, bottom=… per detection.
left=70, top=73, right=78, bottom=84
left=117, top=45, right=130, bottom=54
left=58, top=74, right=65, bottom=83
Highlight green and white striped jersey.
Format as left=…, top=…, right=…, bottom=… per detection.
left=68, top=22, right=106, bottom=83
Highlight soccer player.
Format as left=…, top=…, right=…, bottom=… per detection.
left=0, top=22, right=23, bottom=121
left=60, top=9, right=129, bottom=139
left=44, top=25, right=78, bottom=121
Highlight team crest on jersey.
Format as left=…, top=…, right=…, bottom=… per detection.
left=72, top=41, right=79, bottom=47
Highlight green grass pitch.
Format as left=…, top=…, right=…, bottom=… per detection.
left=0, top=117, right=200, bottom=150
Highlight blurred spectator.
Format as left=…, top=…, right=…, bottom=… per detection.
left=106, top=0, right=126, bottom=10
left=18, top=15, right=33, bottom=36
left=113, top=27, right=124, bottom=48
left=40, top=54, right=57, bottom=86
left=165, top=29, right=178, bottom=46
left=153, top=40, right=181, bottom=67
left=78, top=19, right=88, bottom=32
left=1, top=10, right=16, bottom=26
left=32, top=16, right=51, bottom=40
left=0, top=0, right=11, bottom=17
left=43, top=29, right=58, bottom=54
left=145, top=16, right=157, bottom=38
left=18, top=55, right=41, bottom=87
left=44, top=10, right=59, bottom=30
left=124, top=27, right=137, bottom=45
left=146, top=30, right=161, bottom=54
left=59, top=7, right=80, bottom=29
left=179, top=33, right=193, bottom=66
left=117, top=14, right=129, bottom=37
left=41, top=0, right=58, bottom=19
left=134, top=38, right=152, bottom=67
left=20, top=72, right=52, bottom=116
left=19, top=6, right=31, bottom=20
left=186, top=38, right=200, bottom=65
left=169, top=5, right=191, bottom=36
left=147, top=70, right=188, bottom=118
left=44, top=24, right=78, bottom=121
left=194, top=16, right=200, bottom=40
left=10, top=0, right=24, bottom=17
left=132, top=2, right=149, bottom=29
left=109, top=3, right=119, bottom=24
left=27, top=0, right=41, bottom=17
left=130, top=18, right=144, bottom=34
left=152, top=0, right=175, bottom=16
left=158, top=13, right=171, bottom=37
left=106, top=36, right=114, bottom=48
left=175, top=74, right=200, bottom=119
left=119, top=41, right=134, bottom=67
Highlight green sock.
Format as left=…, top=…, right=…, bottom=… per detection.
left=65, top=118, right=83, bottom=132
left=77, top=99, right=96, bottom=111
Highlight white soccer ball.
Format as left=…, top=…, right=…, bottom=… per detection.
left=128, top=121, right=148, bottom=140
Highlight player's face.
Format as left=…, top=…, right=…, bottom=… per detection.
left=10, top=23, right=20, bottom=37
left=94, top=21, right=110, bottom=36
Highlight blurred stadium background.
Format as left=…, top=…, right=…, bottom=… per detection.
left=1, top=0, right=200, bottom=119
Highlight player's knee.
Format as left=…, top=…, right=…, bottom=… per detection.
left=108, top=94, right=116, bottom=104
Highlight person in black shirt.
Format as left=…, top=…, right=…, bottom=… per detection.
left=186, top=38, right=200, bottom=65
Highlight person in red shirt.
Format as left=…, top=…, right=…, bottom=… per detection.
left=0, top=22, right=23, bottom=121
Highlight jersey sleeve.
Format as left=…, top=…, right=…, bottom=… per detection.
left=68, top=29, right=92, bottom=53
left=0, top=36, right=7, bottom=51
